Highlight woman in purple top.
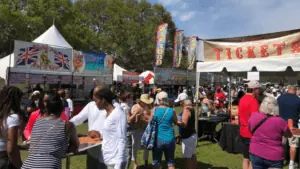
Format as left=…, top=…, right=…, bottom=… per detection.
left=248, top=95, right=292, bottom=169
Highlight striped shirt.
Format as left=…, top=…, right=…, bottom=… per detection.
left=22, top=118, right=68, bottom=169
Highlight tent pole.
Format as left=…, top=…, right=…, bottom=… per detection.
left=195, top=71, right=200, bottom=141
left=7, top=39, right=12, bottom=86
left=228, top=72, right=232, bottom=111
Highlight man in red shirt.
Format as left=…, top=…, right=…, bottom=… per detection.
left=238, top=80, right=261, bottom=169
left=214, top=87, right=226, bottom=109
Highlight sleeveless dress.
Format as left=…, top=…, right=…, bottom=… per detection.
left=22, top=118, right=68, bottom=169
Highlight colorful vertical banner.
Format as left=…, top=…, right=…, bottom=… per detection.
left=14, top=40, right=72, bottom=72
left=173, top=30, right=184, bottom=68
left=155, top=23, right=168, bottom=66
left=188, top=36, right=197, bottom=70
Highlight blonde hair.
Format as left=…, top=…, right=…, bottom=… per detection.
left=259, top=95, right=279, bottom=116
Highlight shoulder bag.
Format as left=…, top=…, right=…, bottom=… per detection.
left=141, top=108, right=169, bottom=150
left=29, top=118, right=61, bottom=153
left=250, top=115, right=271, bottom=135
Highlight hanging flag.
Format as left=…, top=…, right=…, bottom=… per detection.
left=173, top=30, right=184, bottom=68
left=154, top=23, right=168, bottom=66
left=188, top=36, right=197, bottom=70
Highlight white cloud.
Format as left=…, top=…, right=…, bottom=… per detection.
left=189, top=0, right=300, bottom=38
left=171, top=10, right=179, bottom=17
left=157, top=0, right=181, bottom=6
left=179, top=11, right=196, bottom=22
left=180, top=2, right=189, bottom=9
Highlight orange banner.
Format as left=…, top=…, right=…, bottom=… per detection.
left=203, top=31, right=300, bottom=61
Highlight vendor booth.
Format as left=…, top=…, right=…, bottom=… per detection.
left=3, top=25, right=113, bottom=169
left=0, top=25, right=114, bottom=103
left=196, top=29, right=300, bottom=159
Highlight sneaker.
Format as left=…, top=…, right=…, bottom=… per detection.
left=289, top=164, right=295, bottom=169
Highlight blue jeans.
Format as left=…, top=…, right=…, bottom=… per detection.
left=152, top=138, right=175, bottom=167
left=250, top=153, right=283, bottom=169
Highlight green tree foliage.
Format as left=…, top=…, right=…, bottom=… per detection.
left=0, top=0, right=176, bottom=71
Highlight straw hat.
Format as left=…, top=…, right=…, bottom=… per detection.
left=140, top=94, right=153, bottom=104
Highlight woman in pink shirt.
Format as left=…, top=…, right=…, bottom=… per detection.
left=248, top=95, right=292, bottom=169
left=24, top=94, right=67, bottom=142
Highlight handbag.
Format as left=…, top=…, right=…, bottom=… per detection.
left=141, top=108, right=169, bottom=150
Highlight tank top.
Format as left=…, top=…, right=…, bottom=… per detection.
left=180, top=107, right=196, bottom=139
left=154, top=107, right=175, bottom=143
left=21, top=118, right=68, bottom=169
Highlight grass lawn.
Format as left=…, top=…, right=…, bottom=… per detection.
left=19, top=107, right=289, bottom=169
left=20, top=121, right=243, bottom=169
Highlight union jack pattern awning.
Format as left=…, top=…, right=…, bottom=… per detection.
left=54, top=51, right=70, bottom=70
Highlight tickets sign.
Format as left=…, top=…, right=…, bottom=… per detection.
left=203, top=30, right=300, bottom=61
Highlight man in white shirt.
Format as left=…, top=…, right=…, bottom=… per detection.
left=70, top=85, right=120, bottom=169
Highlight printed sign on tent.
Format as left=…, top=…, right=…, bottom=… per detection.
left=46, top=75, right=60, bottom=84
left=61, top=76, right=72, bottom=84
left=85, top=77, right=95, bottom=84
left=14, top=40, right=72, bottom=72
left=29, top=74, right=44, bottom=84
left=203, top=30, right=300, bottom=62
left=247, top=72, right=260, bottom=81
left=154, top=67, right=172, bottom=85
left=122, top=72, right=141, bottom=83
left=73, top=76, right=83, bottom=85
left=72, top=51, right=114, bottom=75
left=9, top=73, right=26, bottom=85
left=172, top=69, right=186, bottom=85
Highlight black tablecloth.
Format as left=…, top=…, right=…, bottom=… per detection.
left=198, top=115, right=229, bottom=140
left=219, top=123, right=243, bottom=154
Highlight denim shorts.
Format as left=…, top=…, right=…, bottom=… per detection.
left=152, top=138, right=175, bottom=167
left=250, top=153, right=283, bottom=169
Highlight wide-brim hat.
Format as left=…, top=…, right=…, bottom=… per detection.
left=140, top=94, right=153, bottom=104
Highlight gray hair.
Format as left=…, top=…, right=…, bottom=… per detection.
left=183, top=99, right=193, bottom=106
left=259, top=95, right=279, bottom=116
left=158, top=98, right=169, bottom=107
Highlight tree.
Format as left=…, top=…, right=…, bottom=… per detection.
left=0, top=0, right=177, bottom=72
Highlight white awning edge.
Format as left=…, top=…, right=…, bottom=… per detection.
left=197, top=56, right=300, bottom=72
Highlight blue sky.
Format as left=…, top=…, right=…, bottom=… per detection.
left=148, top=0, right=300, bottom=39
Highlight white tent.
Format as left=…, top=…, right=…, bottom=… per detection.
left=139, top=70, right=154, bottom=84
left=0, top=25, right=72, bottom=80
left=113, top=64, right=127, bottom=81
left=33, top=25, right=72, bottom=48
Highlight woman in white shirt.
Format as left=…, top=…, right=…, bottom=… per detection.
left=0, top=86, right=23, bottom=169
left=94, top=88, right=127, bottom=169
left=119, top=91, right=133, bottom=169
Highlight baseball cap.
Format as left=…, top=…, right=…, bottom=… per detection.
left=175, top=93, right=188, bottom=103
left=32, top=90, right=40, bottom=95
left=157, top=91, right=168, bottom=100
left=246, top=80, right=261, bottom=89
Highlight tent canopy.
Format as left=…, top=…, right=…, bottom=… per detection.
left=33, top=25, right=72, bottom=48
left=113, top=64, right=127, bottom=81
left=196, top=56, right=300, bottom=73
left=0, top=25, right=73, bottom=80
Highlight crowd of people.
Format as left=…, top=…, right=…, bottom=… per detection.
left=1, top=80, right=300, bottom=169
left=0, top=84, right=197, bottom=169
